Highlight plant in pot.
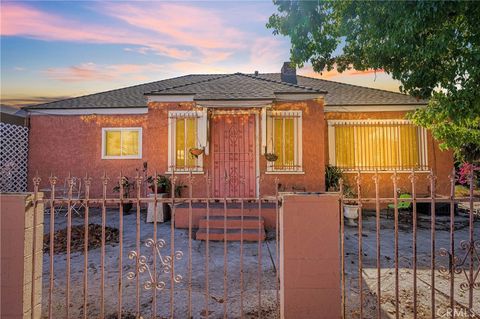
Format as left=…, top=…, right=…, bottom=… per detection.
left=325, top=165, right=343, bottom=191
left=146, top=175, right=187, bottom=197
left=189, top=146, right=204, bottom=158
left=174, top=182, right=187, bottom=198
left=342, top=183, right=359, bottom=226
left=146, top=175, right=171, bottom=194
left=264, top=146, right=278, bottom=162
left=113, top=176, right=135, bottom=214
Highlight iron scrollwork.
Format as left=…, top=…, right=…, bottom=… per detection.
left=127, top=238, right=183, bottom=291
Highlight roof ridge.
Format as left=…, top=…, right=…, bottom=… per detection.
left=23, top=74, right=221, bottom=109
left=239, top=72, right=323, bottom=93
left=148, top=73, right=233, bottom=94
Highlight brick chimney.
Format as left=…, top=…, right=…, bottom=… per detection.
left=280, top=62, right=297, bottom=84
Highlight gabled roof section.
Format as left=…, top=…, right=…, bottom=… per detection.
left=256, top=73, right=426, bottom=106
left=24, top=74, right=221, bottom=110
left=146, top=73, right=324, bottom=100
left=23, top=72, right=425, bottom=110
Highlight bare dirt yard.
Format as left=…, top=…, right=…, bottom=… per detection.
left=41, top=207, right=479, bottom=318
left=344, top=210, right=480, bottom=319
left=42, top=208, right=279, bottom=319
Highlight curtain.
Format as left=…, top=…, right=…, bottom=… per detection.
left=334, top=124, right=421, bottom=170
left=175, top=118, right=197, bottom=168
left=105, top=130, right=121, bottom=156
left=122, top=130, right=139, bottom=156
left=273, top=118, right=295, bottom=169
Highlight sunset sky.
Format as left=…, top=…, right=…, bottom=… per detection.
left=1, top=1, right=401, bottom=108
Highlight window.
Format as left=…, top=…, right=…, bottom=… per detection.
left=102, top=127, right=142, bottom=159
left=168, top=111, right=206, bottom=172
left=266, top=110, right=302, bottom=172
left=328, top=120, right=428, bottom=171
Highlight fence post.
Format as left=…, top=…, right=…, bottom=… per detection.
left=1, top=193, right=44, bottom=319
left=280, top=193, right=341, bottom=319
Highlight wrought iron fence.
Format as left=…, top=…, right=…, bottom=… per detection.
left=340, top=169, right=479, bottom=319
left=25, top=167, right=479, bottom=318
left=30, top=171, right=281, bottom=319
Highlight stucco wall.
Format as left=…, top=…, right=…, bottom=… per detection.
left=280, top=193, right=341, bottom=318
left=1, top=193, right=44, bottom=319
left=27, top=98, right=326, bottom=197
left=324, top=111, right=454, bottom=197
left=28, top=114, right=148, bottom=196
left=27, top=106, right=451, bottom=199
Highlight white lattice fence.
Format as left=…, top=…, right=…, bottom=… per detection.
left=1, top=122, right=29, bottom=192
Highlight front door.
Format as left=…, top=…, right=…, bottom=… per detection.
left=211, top=113, right=256, bottom=198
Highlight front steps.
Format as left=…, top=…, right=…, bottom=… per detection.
left=195, top=216, right=266, bottom=241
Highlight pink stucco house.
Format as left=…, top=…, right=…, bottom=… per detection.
left=24, top=63, right=453, bottom=200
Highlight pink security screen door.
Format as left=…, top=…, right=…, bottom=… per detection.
left=211, top=113, right=256, bottom=198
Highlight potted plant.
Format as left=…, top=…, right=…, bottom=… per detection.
left=113, top=176, right=135, bottom=214
left=325, top=165, right=343, bottom=191
left=189, top=146, right=204, bottom=158
left=264, top=146, right=278, bottom=162
left=342, top=184, right=359, bottom=226
left=146, top=175, right=187, bottom=197
left=147, top=175, right=171, bottom=194
left=174, top=182, right=187, bottom=198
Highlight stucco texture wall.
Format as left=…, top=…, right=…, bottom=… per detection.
left=27, top=98, right=326, bottom=198
left=28, top=114, right=148, bottom=196
left=324, top=111, right=454, bottom=197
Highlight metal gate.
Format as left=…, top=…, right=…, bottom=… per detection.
left=31, top=171, right=280, bottom=319
left=211, top=114, right=257, bottom=198
left=340, top=170, right=479, bottom=318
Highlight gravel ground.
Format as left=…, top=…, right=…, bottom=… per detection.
left=42, top=208, right=279, bottom=319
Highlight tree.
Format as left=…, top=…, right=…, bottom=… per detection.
left=267, top=0, right=480, bottom=162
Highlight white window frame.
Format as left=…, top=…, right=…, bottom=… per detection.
left=266, top=110, right=303, bottom=174
left=327, top=119, right=429, bottom=172
left=167, top=110, right=206, bottom=174
left=101, top=127, right=142, bottom=160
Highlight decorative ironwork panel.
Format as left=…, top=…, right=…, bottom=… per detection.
left=211, top=114, right=256, bottom=198
left=0, top=122, right=29, bottom=192
left=127, top=238, right=183, bottom=291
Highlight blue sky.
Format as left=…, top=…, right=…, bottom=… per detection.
left=1, top=1, right=401, bottom=107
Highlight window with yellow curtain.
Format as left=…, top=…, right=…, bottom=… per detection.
left=174, top=118, right=197, bottom=170
left=267, top=111, right=302, bottom=172
left=331, top=121, right=427, bottom=170
left=103, top=128, right=141, bottom=159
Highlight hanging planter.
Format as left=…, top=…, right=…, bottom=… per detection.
left=264, top=152, right=278, bottom=162
left=189, top=147, right=204, bottom=158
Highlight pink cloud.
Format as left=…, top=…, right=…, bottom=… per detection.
left=44, top=63, right=166, bottom=82
left=2, top=3, right=121, bottom=43
left=1, top=3, right=191, bottom=60
left=102, top=3, right=246, bottom=51
left=1, top=2, right=291, bottom=71
left=248, top=37, right=289, bottom=71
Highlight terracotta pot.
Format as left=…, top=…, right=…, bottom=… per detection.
left=189, top=148, right=204, bottom=157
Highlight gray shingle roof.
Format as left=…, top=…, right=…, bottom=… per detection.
left=147, top=73, right=322, bottom=100
left=24, top=72, right=425, bottom=110
left=257, top=73, right=424, bottom=106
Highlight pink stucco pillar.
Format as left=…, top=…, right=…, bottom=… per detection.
left=1, top=193, right=44, bottom=319
left=280, top=193, right=341, bottom=319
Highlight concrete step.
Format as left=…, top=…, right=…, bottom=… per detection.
left=198, top=216, right=264, bottom=229
left=196, top=228, right=266, bottom=241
